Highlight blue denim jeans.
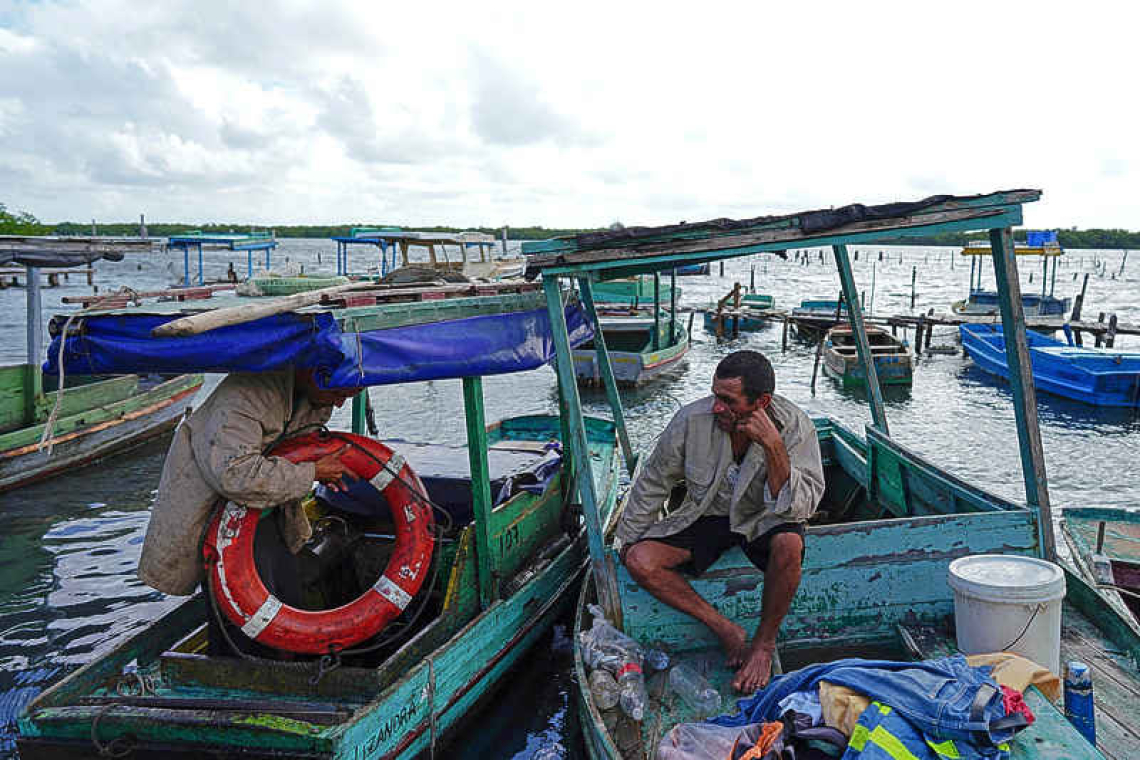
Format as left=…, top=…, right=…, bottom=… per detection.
left=711, top=656, right=1016, bottom=750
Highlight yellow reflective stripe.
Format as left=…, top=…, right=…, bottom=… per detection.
left=998, top=743, right=1010, bottom=751
left=925, top=738, right=962, bottom=759
left=868, top=726, right=921, bottom=760
left=870, top=700, right=893, bottom=715
left=849, top=725, right=871, bottom=751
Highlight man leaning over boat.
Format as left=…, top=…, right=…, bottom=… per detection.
left=138, top=369, right=359, bottom=651
left=616, top=350, right=825, bottom=693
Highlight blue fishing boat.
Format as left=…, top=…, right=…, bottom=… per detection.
left=953, top=231, right=1070, bottom=317
left=703, top=289, right=775, bottom=336
left=524, top=190, right=1139, bottom=759
left=675, top=263, right=710, bottom=276
left=15, top=282, right=625, bottom=758
left=960, top=323, right=1140, bottom=407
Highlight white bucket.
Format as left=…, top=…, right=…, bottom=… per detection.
left=947, top=555, right=1066, bottom=675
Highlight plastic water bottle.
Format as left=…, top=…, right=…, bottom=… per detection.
left=668, top=662, right=721, bottom=717
left=531, top=741, right=566, bottom=760
left=589, top=668, right=620, bottom=711
left=644, top=647, right=670, bottom=672
left=1064, top=661, right=1096, bottom=745
left=617, top=661, right=648, bottom=721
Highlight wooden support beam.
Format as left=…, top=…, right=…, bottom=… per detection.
left=988, top=227, right=1056, bottom=561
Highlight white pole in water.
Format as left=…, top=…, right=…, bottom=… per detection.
left=26, top=265, right=42, bottom=366
left=501, top=226, right=508, bottom=256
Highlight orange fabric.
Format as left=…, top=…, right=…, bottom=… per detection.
left=731, top=721, right=784, bottom=760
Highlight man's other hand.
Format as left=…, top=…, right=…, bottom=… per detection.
left=313, top=444, right=352, bottom=491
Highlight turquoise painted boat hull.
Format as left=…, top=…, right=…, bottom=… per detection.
left=572, top=419, right=1138, bottom=759
left=16, top=415, right=622, bottom=760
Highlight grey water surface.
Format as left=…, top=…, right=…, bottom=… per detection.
left=1, top=239, right=1136, bottom=758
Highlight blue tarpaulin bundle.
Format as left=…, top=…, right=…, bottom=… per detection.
left=43, top=305, right=593, bottom=388
left=1025, top=230, right=1058, bottom=247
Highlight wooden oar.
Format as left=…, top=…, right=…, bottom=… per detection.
left=150, top=281, right=373, bottom=337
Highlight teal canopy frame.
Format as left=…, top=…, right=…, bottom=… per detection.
left=531, top=190, right=1055, bottom=620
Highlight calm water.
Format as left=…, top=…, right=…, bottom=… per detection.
left=1, top=240, right=1137, bottom=758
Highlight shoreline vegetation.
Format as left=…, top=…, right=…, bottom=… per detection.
left=4, top=203, right=1140, bottom=248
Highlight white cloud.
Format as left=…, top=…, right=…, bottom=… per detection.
left=0, top=0, right=1137, bottom=228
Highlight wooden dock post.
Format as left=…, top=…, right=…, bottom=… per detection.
left=925, top=308, right=935, bottom=350
left=1070, top=273, right=1089, bottom=346
left=781, top=315, right=789, bottom=352
left=1095, top=313, right=1106, bottom=348
left=1106, top=314, right=1118, bottom=348
left=910, top=266, right=917, bottom=309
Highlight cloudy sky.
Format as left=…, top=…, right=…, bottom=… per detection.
left=1, top=1, right=1135, bottom=229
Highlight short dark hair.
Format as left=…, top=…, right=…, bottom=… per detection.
left=715, top=350, right=775, bottom=401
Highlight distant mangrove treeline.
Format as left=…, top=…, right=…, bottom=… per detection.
left=3, top=202, right=1140, bottom=248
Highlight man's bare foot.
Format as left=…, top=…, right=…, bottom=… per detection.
left=732, top=642, right=775, bottom=693
left=716, top=622, right=749, bottom=667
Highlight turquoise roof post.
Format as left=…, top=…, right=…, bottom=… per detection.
left=987, top=227, right=1056, bottom=560
left=578, top=276, right=635, bottom=473
left=543, top=277, right=622, bottom=625
left=833, top=243, right=889, bottom=433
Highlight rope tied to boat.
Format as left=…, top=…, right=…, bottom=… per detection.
left=90, top=703, right=136, bottom=758
left=38, top=286, right=143, bottom=455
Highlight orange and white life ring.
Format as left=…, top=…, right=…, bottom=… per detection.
left=202, top=431, right=434, bottom=654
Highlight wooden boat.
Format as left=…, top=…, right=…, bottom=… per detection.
left=1062, top=508, right=1140, bottom=625
left=954, top=232, right=1070, bottom=317
left=524, top=190, right=1135, bottom=759
left=1, top=236, right=203, bottom=493
left=574, top=315, right=689, bottom=387
left=789, top=298, right=847, bottom=336
left=1, top=370, right=202, bottom=493
left=572, top=422, right=1140, bottom=759
left=590, top=276, right=680, bottom=309
left=332, top=229, right=526, bottom=282
left=16, top=285, right=621, bottom=759
left=960, top=323, right=1140, bottom=407
left=823, top=324, right=913, bottom=388
left=703, top=292, right=775, bottom=335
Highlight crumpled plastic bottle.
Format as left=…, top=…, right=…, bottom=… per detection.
left=589, top=668, right=620, bottom=711
left=579, top=604, right=650, bottom=721
left=668, top=662, right=721, bottom=717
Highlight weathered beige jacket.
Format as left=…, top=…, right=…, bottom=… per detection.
left=615, top=394, right=824, bottom=548
left=138, top=371, right=335, bottom=595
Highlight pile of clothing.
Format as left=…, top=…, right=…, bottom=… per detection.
left=657, top=654, right=1059, bottom=760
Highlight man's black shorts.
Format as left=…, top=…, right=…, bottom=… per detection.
left=639, top=516, right=805, bottom=575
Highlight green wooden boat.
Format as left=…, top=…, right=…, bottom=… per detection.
left=822, top=325, right=913, bottom=389
left=253, top=274, right=350, bottom=296
left=591, top=276, right=679, bottom=309
left=524, top=190, right=1138, bottom=760
left=1, top=368, right=203, bottom=492
left=1062, top=508, right=1140, bottom=627
left=1, top=236, right=202, bottom=493
left=16, top=286, right=624, bottom=758
left=571, top=422, right=1140, bottom=759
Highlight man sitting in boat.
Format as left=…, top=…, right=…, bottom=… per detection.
left=138, top=369, right=359, bottom=651
left=617, top=350, right=825, bottom=693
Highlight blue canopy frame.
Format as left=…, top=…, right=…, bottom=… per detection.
left=167, top=233, right=278, bottom=286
